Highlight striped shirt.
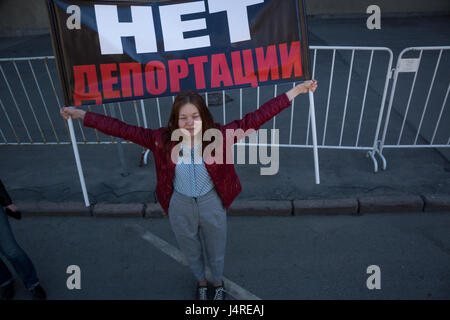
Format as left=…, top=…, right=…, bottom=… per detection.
left=173, top=141, right=214, bottom=198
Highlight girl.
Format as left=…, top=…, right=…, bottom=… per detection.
left=60, top=80, right=317, bottom=300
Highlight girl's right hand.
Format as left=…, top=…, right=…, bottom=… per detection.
left=60, top=107, right=86, bottom=120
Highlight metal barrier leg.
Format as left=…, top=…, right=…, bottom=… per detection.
left=143, top=149, right=150, bottom=165
left=376, top=151, right=387, bottom=171
left=366, top=151, right=379, bottom=173
left=374, top=140, right=387, bottom=171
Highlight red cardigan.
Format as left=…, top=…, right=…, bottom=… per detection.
left=83, top=93, right=291, bottom=215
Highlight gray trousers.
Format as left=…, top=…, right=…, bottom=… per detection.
left=168, top=187, right=227, bottom=283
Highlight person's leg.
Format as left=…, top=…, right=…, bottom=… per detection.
left=0, top=257, right=13, bottom=288
left=168, top=192, right=206, bottom=284
left=0, top=207, right=40, bottom=290
left=197, top=189, right=227, bottom=287
left=0, top=258, right=15, bottom=300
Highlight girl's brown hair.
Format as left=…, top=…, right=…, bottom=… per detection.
left=163, top=90, right=218, bottom=155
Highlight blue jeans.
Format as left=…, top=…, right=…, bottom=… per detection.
left=0, top=207, right=39, bottom=290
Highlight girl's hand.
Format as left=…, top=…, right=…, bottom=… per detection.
left=60, top=107, right=86, bottom=120
left=286, top=80, right=318, bottom=101
left=301, top=80, right=318, bottom=93
left=6, top=204, right=18, bottom=212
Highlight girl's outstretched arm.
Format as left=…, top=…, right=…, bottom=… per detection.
left=60, top=107, right=157, bottom=151
left=223, top=80, right=318, bottom=134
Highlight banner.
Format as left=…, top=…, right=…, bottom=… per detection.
left=46, top=0, right=311, bottom=106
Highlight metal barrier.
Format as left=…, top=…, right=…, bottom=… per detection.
left=0, top=56, right=149, bottom=146
left=145, top=46, right=395, bottom=171
left=1, top=46, right=394, bottom=172
left=378, top=46, right=450, bottom=170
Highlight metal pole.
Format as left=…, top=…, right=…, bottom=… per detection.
left=109, top=104, right=129, bottom=176
left=67, top=117, right=90, bottom=207
left=309, top=91, right=320, bottom=184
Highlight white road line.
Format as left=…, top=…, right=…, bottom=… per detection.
left=133, top=225, right=261, bottom=300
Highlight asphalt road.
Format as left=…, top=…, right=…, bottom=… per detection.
left=3, top=211, right=450, bottom=300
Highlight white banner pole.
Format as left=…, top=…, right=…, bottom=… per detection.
left=67, top=117, right=90, bottom=207
left=309, top=90, right=320, bottom=184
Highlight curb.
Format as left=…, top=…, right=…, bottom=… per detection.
left=93, top=203, right=143, bottom=218
left=144, top=202, right=166, bottom=218
left=358, top=195, right=424, bottom=213
left=422, top=194, right=450, bottom=212
left=11, top=194, right=450, bottom=218
left=293, top=198, right=358, bottom=215
left=228, top=200, right=292, bottom=216
left=16, top=201, right=91, bottom=217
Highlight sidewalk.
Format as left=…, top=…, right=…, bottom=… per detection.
left=0, top=16, right=449, bottom=216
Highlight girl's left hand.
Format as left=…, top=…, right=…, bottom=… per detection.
left=301, top=80, right=318, bottom=93
left=286, top=79, right=318, bottom=101
left=6, top=204, right=18, bottom=212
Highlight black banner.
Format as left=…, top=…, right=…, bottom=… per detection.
left=46, top=0, right=311, bottom=106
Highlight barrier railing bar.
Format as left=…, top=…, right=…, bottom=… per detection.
left=256, top=86, right=260, bottom=109
left=88, top=105, right=100, bottom=143
left=397, top=51, right=423, bottom=145
left=28, top=60, right=59, bottom=143
left=414, top=49, right=442, bottom=145
left=222, top=90, right=226, bottom=124
left=76, top=118, right=86, bottom=143
left=322, top=49, right=336, bottom=145
left=44, top=59, right=70, bottom=138
left=0, top=56, right=55, bottom=62
left=156, top=97, right=162, bottom=127
left=235, top=143, right=372, bottom=150
left=272, top=84, right=277, bottom=136
left=356, top=50, right=374, bottom=147
left=133, top=100, right=141, bottom=127
left=140, top=100, right=148, bottom=129
left=256, top=86, right=260, bottom=144
left=339, top=49, right=355, bottom=146
left=102, top=104, right=114, bottom=143
left=289, top=82, right=295, bottom=145
left=388, top=46, right=450, bottom=51
left=382, top=144, right=450, bottom=149
left=239, top=88, right=242, bottom=119
left=310, top=46, right=392, bottom=51
left=0, top=96, right=20, bottom=143
left=117, top=102, right=130, bottom=143
left=431, top=82, right=450, bottom=144
left=117, top=102, right=125, bottom=121
left=0, top=126, right=6, bottom=144
left=12, top=61, right=46, bottom=143
left=0, top=65, right=32, bottom=142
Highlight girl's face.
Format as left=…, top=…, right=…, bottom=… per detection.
left=178, top=103, right=202, bottom=137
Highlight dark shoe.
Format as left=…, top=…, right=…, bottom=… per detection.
left=197, top=285, right=208, bottom=300
left=213, top=283, right=225, bottom=300
left=29, top=285, right=47, bottom=300
left=0, top=281, right=14, bottom=300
